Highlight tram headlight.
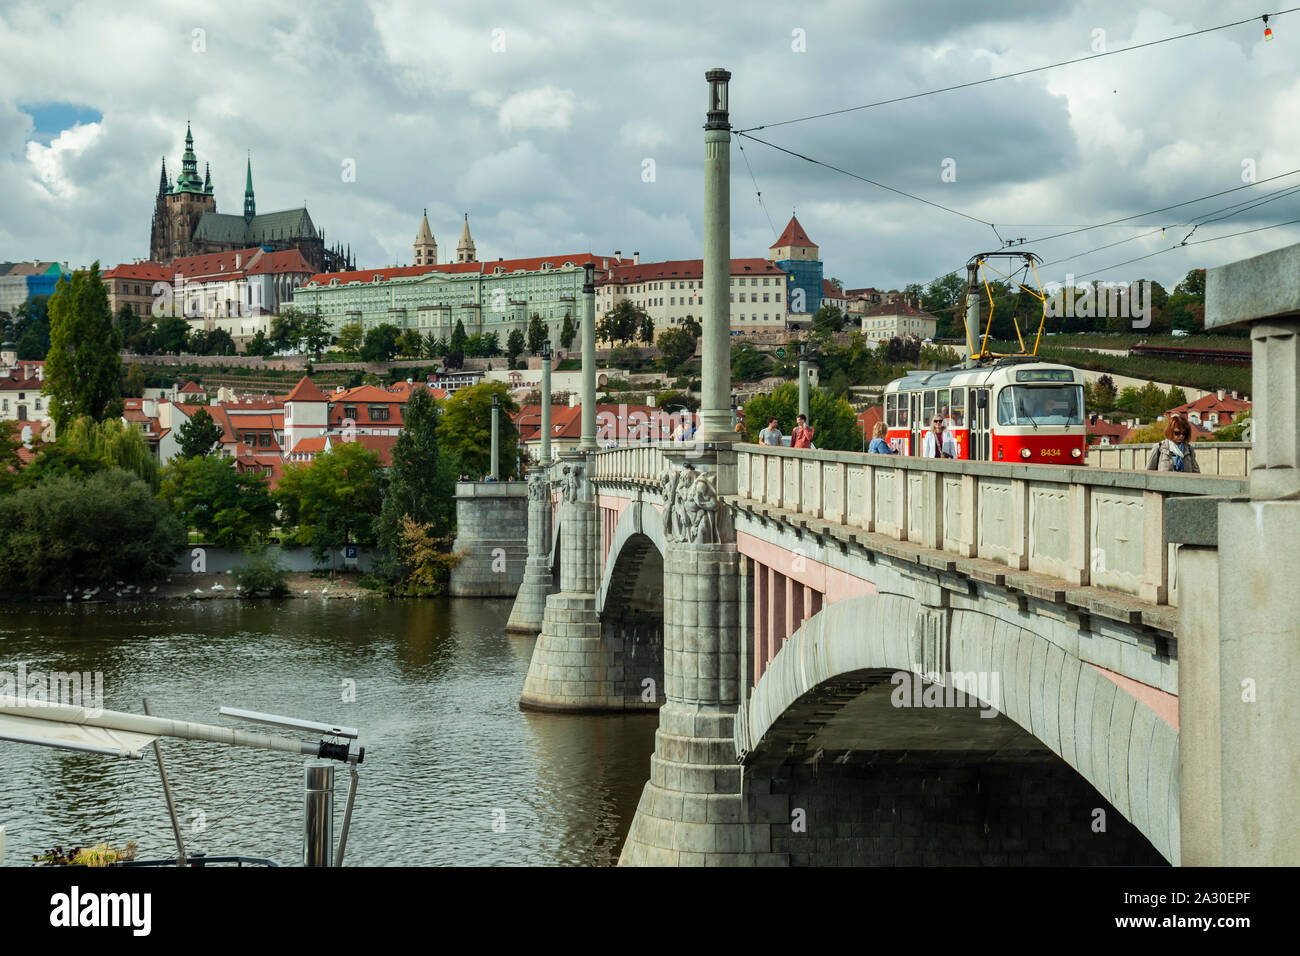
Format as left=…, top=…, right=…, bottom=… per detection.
left=1071, top=447, right=1082, bottom=458
left=1020, top=448, right=1031, bottom=459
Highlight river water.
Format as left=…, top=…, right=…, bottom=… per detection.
left=0, top=598, right=658, bottom=866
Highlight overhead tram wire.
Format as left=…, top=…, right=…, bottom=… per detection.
left=736, top=135, right=778, bottom=240
left=1073, top=215, right=1300, bottom=280
left=735, top=8, right=1300, bottom=135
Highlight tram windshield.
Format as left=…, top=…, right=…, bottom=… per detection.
left=996, top=385, right=1083, bottom=426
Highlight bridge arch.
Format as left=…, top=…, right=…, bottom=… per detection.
left=739, top=593, right=1178, bottom=865
left=594, top=499, right=666, bottom=709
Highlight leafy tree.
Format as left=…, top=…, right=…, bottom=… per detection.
left=336, top=322, right=364, bottom=356
left=44, top=264, right=123, bottom=430
left=116, top=304, right=142, bottom=344
left=558, top=312, right=575, bottom=350
left=50, top=416, right=160, bottom=492
left=680, top=314, right=702, bottom=340
left=246, top=329, right=274, bottom=357
left=422, top=331, right=443, bottom=358
left=812, top=303, right=845, bottom=337
left=270, top=307, right=305, bottom=352
left=0, top=423, right=25, bottom=494
left=395, top=516, right=462, bottom=594
left=599, top=300, right=644, bottom=346
left=0, top=469, right=184, bottom=593
left=13, top=296, right=52, bottom=360
left=438, top=382, right=519, bottom=479
left=656, top=328, right=696, bottom=373
left=373, top=388, right=456, bottom=582
left=731, top=342, right=769, bottom=382
left=232, top=540, right=289, bottom=597
left=639, top=314, right=655, bottom=345
left=506, top=328, right=525, bottom=365
left=276, top=440, right=384, bottom=565
left=149, top=315, right=190, bottom=354
left=445, top=318, right=467, bottom=368
left=527, top=313, right=546, bottom=354
left=300, top=307, right=332, bottom=359
left=177, top=407, right=225, bottom=459
left=123, top=363, right=146, bottom=398
left=397, top=330, right=423, bottom=358
left=194, top=327, right=236, bottom=356
left=361, top=323, right=402, bottom=362
left=160, top=455, right=277, bottom=547
left=739, top=382, right=861, bottom=450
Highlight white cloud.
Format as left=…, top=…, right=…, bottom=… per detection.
left=497, top=86, right=575, bottom=133
left=25, top=122, right=101, bottom=199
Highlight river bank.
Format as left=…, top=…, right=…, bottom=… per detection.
left=0, top=571, right=383, bottom=604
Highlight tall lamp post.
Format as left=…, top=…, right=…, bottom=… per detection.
left=697, top=68, right=734, bottom=442
left=540, top=338, right=553, bottom=464
left=490, top=393, right=500, bottom=480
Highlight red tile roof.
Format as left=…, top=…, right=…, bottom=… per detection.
left=597, top=258, right=785, bottom=285
left=513, top=403, right=680, bottom=441
left=861, top=299, right=934, bottom=318
left=303, top=253, right=605, bottom=287
left=1166, top=393, right=1251, bottom=421
left=822, top=280, right=845, bottom=300
left=103, top=262, right=169, bottom=282
left=770, top=215, right=815, bottom=250
left=285, top=376, right=330, bottom=402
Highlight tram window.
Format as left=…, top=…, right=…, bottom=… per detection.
left=937, top=388, right=950, bottom=423
left=922, top=391, right=936, bottom=426
left=898, top=396, right=908, bottom=428
left=997, top=385, right=1084, bottom=426
left=951, top=388, right=965, bottom=427
left=886, top=393, right=895, bottom=428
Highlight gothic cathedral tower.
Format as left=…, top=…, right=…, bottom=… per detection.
left=149, top=122, right=216, bottom=264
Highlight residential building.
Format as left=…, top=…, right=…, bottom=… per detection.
left=103, top=261, right=169, bottom=320
left=1166, top=390, right=1251, bottom=430
left=768, top=215, right=823, bottom=318
left=859, top=299, right=938, bottom=342
left=822, top=280, right=847, bottom=315
left=514, top=402, right=687, bottom=459
left=1086, top=415, right=1131, bottom=447
left=0, top=363, right=49, bottom=428
left=595, top=257, right=790, bottom=334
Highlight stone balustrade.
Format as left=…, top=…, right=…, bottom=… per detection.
left=733, top=444, right=1246, bottom=606
left=1086, top=442, right=1252, bottom=476
left=585, top=442, right=675, bottom=486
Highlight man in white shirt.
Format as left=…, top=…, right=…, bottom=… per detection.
left=921, top=415, right=959, bottom=458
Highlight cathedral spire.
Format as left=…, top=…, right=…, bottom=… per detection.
left=244, top=152, right=256, bottom=222
left=174, top=120, right=204, bottom=194
left=456, top=212, right=476, bottom=263
left=204, top=162, right=212, bottom=195
left=414, top=208, right=437, bottom=266
left=158, top=157, right=169, bottom=197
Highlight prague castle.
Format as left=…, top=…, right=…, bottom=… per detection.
left=149, top=122, right=352, bottom=274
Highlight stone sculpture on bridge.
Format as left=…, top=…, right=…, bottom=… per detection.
left=561, top=463, right=584, bottom=503
left=527, top=472, right=550, bottom=502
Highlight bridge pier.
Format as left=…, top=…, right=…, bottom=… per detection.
left=505, top=469, right=554, bottom=634
left=448, top=481, right=528, bottom=597
left=620, top=450, right=777, bottom=864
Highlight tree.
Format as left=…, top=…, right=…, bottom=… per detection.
left=527, top=313, right=546, bottom=354
left=812, top=303, right=845, bottom=337
left=423, top=331, right=443, bottom=358
left=373, top=388, right=456, bottom=582
left=730, top=342, right=769, bottom=382
left=46, top=415, right=160, bottom=492
left=599, top=300, right=644, bottom=346
left=246, top=329, right=274, bottom=357
left=0, top=423, right=23, bottom=495
left=44, top=264, right=123, bottom=431
left=300, top=307, right=332, bottom=359
left=680, top=314, right=702, bottom=340
left=200, top=328, right=237, bottom=356
left=160, top=455, right=277, bottom=548
left=276, top=440, right=384, bottom=565
left=397, top=330, right=423, bottom=358
left=559, top=312, right=575, bottom=350
left=123, top=363, right=146, bottom=398
left=13, top=295, right=52, bottom=360
left=656, top=328, right=696, bottom=373
left=438, top=382, right=519, bottom=479
left=446, top=318, right=467, bottom=368
left=336, top=322, right=364, bottom=356
left=506, top=328, right=525, bottom=365
left=739, top=382, right=861, bottom=450
left=0, top=469, right=184, bottom=593
left=270, top=307, right=305, bottom=352
left=177, top=407, right=225, bottom=459
left=639, top=314, right=655, bottom=346
left=116, top=304, right=142, bottom=345
left=361, top=323, right=402, bottom=362
left=149, top=315, right=190, bottom=354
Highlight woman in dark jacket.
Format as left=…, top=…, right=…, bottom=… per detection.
left=1147, top=415, right=1200, bottom=473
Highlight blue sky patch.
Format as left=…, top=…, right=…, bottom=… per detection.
left=21, top=102, right=102, bottom=143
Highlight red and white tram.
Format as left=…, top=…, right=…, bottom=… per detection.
left=881, top=358, right=1087, bottom=463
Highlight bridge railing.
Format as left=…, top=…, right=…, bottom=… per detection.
left=1085, top=441, right=1252, bottom=476
left=735, top=444, right=1247, bottom=606
left=586, top=442, right=676, bottom=485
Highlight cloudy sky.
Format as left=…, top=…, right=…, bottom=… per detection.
left=2, top=0, right=1298, bottom=292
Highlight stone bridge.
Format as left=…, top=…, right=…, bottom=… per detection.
left=511, top=441, right=1248, bottom=865
left=500, top=67, right=1296, bottom=866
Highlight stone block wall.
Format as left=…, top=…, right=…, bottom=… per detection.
left=449, top=482, right=529, bottom=597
